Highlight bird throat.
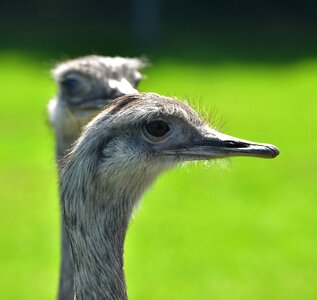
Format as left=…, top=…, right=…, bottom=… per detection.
left=68, top=192, right=133, bottom=300
left=61, top=142, right=163, bottom=300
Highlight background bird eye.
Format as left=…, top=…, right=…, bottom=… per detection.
left=145, top=120, right=170, bottom=138
left=61, top=77, right=81, bottom=96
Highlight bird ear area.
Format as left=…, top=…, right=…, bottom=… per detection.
left=97, top=136, right=113, bottom=159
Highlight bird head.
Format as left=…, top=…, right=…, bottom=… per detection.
left=53, top=56, right=145, bottom=109
left=64, top=93, right=279, bottom=204
left=48, top=55, right=146, bottom=144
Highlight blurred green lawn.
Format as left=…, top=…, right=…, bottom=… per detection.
left=0, top=52, right=316, bottom=300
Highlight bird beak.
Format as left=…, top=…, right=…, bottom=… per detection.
left=168, top=130, right=279, bottom=160
left=193, top=130, right=279, bottom=159
left=108, top=79, right=138, bottom=95
left=76, top=79, right=138, bottom=110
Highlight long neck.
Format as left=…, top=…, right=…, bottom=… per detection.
left=54, top=112, right=81, bottom=300
left=56, top=132, right=79, bottom=159
left=60, top=131, right=165, bottom=300
left=63, top=182, right=135, bottom=300
left=52, top=101, right=83, bottom=159
left=56, top=136, right=76, bottom=300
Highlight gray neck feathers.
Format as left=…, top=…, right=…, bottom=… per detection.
left=52, top=103, right=80, bottom=300
left=60, top=135, right=138, bottom=300
left=69, top=196, right=130, bottom=300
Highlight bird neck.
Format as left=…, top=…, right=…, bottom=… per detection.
left=65, top=187, right=134, bottom=300
left=52, top=103, right=83, bottom=158
left=60, top=135, right=167, bottom=300
left=56, top=132, right=79, bottom=159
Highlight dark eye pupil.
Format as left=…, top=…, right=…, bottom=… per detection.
left=145, top=120, right=170, bottom=137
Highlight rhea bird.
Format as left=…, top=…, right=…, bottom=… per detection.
left=48, top=55, right=146, bottom=158
left=48, top=55, right=146, bottom=300
left=59, top=93, right=279, bottom=300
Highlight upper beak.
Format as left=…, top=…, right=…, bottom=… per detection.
left=108, top=79, right=138, bottom=95
left=169, top=130, right=279, bottom=160
left=195, top=131, right=279, bottom=159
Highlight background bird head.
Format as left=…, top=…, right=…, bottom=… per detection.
left=47, top=55, right=146, bottom=152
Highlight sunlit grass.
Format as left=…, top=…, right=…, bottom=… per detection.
left=0, top=52, right=316, bottom=300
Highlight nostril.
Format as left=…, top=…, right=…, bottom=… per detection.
left=223, top=141, right=249, bottom=148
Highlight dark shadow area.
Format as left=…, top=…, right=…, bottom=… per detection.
left=1, top=0, right=317, bottom=64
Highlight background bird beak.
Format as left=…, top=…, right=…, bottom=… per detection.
left=108, top=79, right=138, bottom=95
left=189, top=131, right=280, bottom=159
left=76, top=79, right=139, bottom=110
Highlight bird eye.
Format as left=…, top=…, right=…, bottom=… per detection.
left=61, top=77, right=81, bottom=96
left=144, top=120, right=170, bottom=138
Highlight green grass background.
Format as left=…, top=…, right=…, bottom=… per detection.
left=0, top=52, right=316, bottom=300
